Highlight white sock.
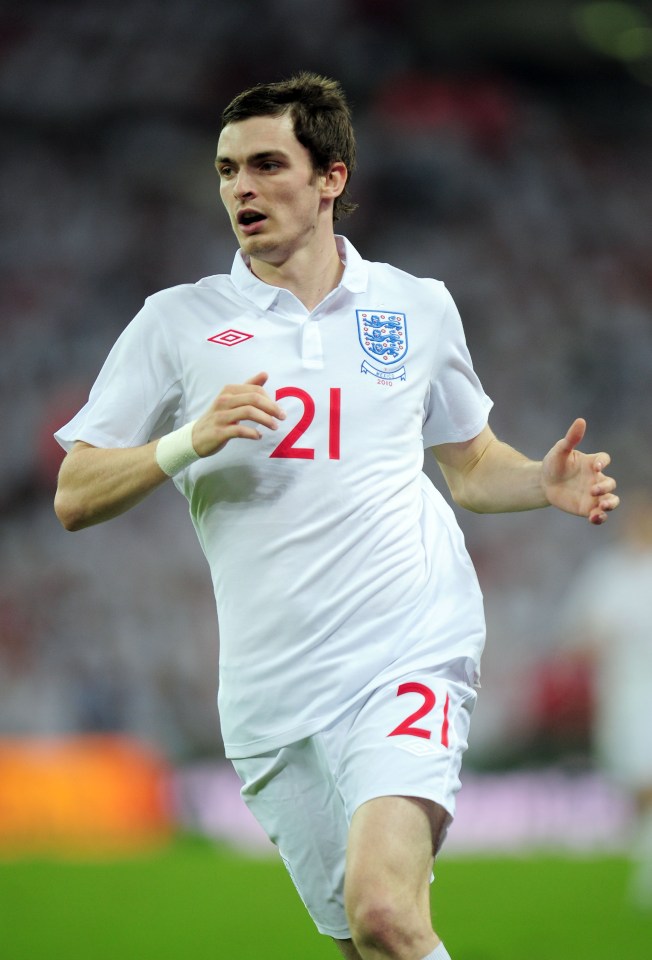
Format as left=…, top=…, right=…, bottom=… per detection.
left=422, top=944, right=452, bottom=960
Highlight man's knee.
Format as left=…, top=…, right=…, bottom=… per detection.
left=346, top=887, right=417, bottom=956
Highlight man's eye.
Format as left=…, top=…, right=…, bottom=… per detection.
left=219, top=166, right=234, bottom=177
left=260, top=161, right=280, bottom=171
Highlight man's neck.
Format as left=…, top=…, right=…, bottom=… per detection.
left=249, top=235, right=344, bottom=312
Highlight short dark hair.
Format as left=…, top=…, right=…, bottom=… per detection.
left=220, top=72, right=357, bottom=221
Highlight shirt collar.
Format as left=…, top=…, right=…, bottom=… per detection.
left=230, top=234, right=368, bottom=309
left=336, top=235, right=368, bottom=294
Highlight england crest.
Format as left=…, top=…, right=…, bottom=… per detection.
left=356, top=310, right=408, bottom=366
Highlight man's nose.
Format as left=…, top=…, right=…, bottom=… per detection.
left=233, top=170, right=255, bottom=199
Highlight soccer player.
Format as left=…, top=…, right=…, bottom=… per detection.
left=53, top=73, right=619, bottom=960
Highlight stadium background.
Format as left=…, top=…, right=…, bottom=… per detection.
left=1, top=1, right=651, bottom=957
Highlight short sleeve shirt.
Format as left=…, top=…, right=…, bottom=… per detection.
left=56, top=237, right=493, bottom=757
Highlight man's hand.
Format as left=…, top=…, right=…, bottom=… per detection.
left=541, top=418, right=619, bottom=524
left=191, top=372, right=286, bottom=458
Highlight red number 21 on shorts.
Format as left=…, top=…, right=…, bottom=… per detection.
left=387, top=682, right=450, bottom=747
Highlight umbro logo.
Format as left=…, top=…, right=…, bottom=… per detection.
left=207, top=329, right=253, bottom=346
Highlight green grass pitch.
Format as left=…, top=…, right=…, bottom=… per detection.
left=0, top=837, right=651, bottom=959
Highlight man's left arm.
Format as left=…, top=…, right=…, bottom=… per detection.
left=433, top=418, right=619, bottom=525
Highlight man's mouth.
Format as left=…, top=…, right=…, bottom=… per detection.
left=237, top=210, right=267, bottom=227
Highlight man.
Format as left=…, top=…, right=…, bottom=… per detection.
left=54, top=73, right=619, bottom=960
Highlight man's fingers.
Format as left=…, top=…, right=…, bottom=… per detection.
left=231, top=403, right=284, bottom=431
left=245, top=371, right=269, bottom=387
left=591, top=455, right=615, bottom=501
left=213, top=385, right=286, bottom=422
left=562, top=417, right=587, bottom=452
left=195, top=378, right=288, bottom=456
left=589, top=494, right=620, bottom=524
left=592, top=451, right=611, bottom=473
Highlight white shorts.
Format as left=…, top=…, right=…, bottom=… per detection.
left=232, top=665, right=477, bottom=939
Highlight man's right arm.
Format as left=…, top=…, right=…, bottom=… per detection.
left=54, top=441, right=169, bottom=531
left=54, top=371, right=286, bottom=532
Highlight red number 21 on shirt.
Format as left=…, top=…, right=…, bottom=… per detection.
left=388, top=682, right=450, bottom=747
left=270, top=387, right=341, bottom=460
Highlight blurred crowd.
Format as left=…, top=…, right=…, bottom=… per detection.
left=1, top=0, right=651, bottom=765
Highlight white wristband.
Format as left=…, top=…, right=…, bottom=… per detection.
left=155, top=420, right=199, bottom=476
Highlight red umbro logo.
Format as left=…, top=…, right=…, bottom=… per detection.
left=207, top=329, right=253, bottom=347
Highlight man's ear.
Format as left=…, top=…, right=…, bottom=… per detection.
left=320, top=160, right=348, bottom=200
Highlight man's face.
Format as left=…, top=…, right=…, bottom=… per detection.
left=216, top=113, right=325, bottom=265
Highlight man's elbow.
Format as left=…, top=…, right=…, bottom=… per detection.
left=54, top=488, right=88, bottom=532
left=450, top=491, right=484, bottom=514
left=54, top=445, right=96, bottom=531
left=446, top=479, right=488, bottom=514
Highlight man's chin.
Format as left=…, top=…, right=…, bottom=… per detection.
left=240, top=235, right=285, bottom=265
left=239, top=233, right=271, bottom=254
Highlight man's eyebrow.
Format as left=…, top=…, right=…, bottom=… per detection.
left=215, top=149, right=289, bottom=166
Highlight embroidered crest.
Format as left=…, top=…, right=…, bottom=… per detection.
left=357, top=310, right=407, bottom=380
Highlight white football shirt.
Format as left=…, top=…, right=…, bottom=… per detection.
left=56, top=237, right=493, bottom=758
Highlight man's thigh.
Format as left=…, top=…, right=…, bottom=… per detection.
left=345, top=795, right=447, bottom=901
left=232, top=738, right=352, bottom=939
